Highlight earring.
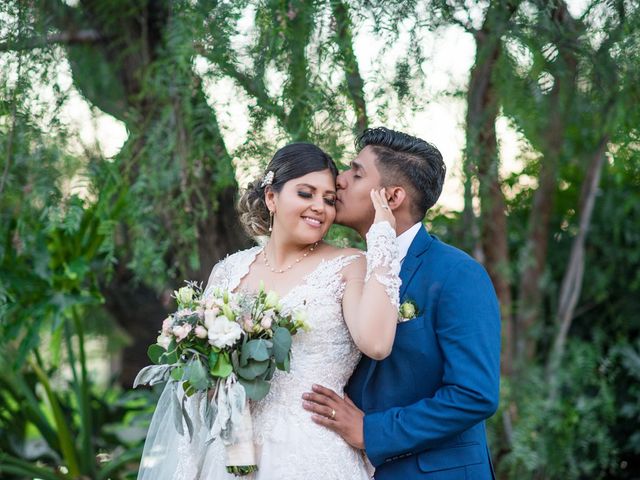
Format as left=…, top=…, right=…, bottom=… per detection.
left=269, top=210, right=274, bottom=232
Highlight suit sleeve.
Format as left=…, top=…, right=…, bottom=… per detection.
left=363, top=258, right=501, bottom=467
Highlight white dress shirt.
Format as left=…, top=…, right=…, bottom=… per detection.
left=397, top=222, right=423, bottom=265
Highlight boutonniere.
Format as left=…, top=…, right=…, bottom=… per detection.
left=398, top=300, right=418, bottom=323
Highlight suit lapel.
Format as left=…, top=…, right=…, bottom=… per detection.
left=362, top=227, right=434, bottom=406
left=399, top=226, right=432, bottom=300
left=399, top=253, right=422, bottom=301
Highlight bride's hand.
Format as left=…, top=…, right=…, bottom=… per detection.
left=371, top=188, right=396, bottom=230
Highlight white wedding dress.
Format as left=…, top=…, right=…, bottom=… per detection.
left=137, top=223, right=399, bottom=480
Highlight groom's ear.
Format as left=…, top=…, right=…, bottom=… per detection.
left=386, top=186, right=407, bottom=211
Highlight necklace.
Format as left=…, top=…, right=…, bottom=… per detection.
left=263, top=241, right=319, bottom=274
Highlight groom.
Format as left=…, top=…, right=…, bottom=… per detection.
left=302, top=127, right=501, bottom=479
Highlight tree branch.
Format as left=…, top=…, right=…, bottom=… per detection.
left=331, top=0, right=368, bottom=132
left=546, top=136, right=609, bottom=398
left=194, top=42, right=287, bottom=124
left=0, top=29, right=103, bottom=52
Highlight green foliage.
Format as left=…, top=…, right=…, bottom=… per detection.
left=0, top=343, right=151, bottom=479
left=490, top=336, right=640, bottom=479
left=1, top=0, right=639, bottom=479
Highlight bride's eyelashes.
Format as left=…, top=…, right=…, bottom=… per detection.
left=297, top=191, right=336, bottom=207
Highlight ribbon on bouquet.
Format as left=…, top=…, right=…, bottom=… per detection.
left=207, top=375, right=257, bottom=472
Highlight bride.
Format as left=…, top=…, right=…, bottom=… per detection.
left=137, top=142, right=400, bottom=479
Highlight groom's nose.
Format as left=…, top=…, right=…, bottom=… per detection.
left=336, top=172, right=347, bottom=190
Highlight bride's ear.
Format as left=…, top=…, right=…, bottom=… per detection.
left=264, top=186, right=276, bottom=212
left=386, top=186, right=407, bottom=211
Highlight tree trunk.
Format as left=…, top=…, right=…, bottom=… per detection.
left=41, top=0, right=250, bottom=384
left=515, top=0, right=579, bottom=364
left=283, top=1, right=314, bottom=141
left=464, top=0, right=519, bottom=375
left=546, top=138, right=608, bottom=391
left=331, top=0, right=368, bottom=132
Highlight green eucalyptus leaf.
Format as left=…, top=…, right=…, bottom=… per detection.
left=276, top=354, right=291, bottom=372
left=208, top=350, right=220, bottom=370
left=148, top=344, right=166, bottom=364
left=170, top=366, right=185, bottom=381
left=211, top=351, right=233, bottom=378
left=241, top=339, right=271, bottom=365
left=238, top=377, right=270, bottom=401
left=263, top=361, right=276, bottom=381
left=272, top=327, right=292, bottom=364
left=185, top=359, right=209, bottom=390
left=236, top=359, right=270, bottom=380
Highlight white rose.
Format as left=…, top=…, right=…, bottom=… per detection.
left=204, top=308, right=218, bottom=327
left=157, top=334, right=172, bottom=349
left=207, top=315, right=243, bottom=349
left=194, top=325, right=208, bottom=339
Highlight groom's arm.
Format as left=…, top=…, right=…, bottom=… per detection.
left=364, top=258, right=501, bottom=467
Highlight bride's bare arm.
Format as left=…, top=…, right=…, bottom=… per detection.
left=341, top=190, right=400, bottom=360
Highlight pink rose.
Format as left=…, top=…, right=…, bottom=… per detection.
left=194, top=325, right=208, bottom=339
left=162, top=317, right=173, bottom=335
left=242, top=314, right=253, bottom=332
left=172, top=324, right=192, bottom=342
left=260, top=315, right=273, bottom=330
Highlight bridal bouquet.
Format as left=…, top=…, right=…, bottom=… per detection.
left=134, top=281, right=308, bottom=476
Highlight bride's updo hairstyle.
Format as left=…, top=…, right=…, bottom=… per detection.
left=238, top=143, right=338, bottom=237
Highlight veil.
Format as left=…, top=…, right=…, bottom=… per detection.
left=137, top=381, right=210, bottom=479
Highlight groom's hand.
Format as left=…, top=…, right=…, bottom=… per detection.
left=302, top=384, right=365, bottom=450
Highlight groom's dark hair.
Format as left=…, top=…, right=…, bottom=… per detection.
left=356, top=127, right=445, bottom=221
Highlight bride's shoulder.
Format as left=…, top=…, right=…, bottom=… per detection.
left=321, top=245, right=363, bottom=260
left=320, top=245, right=365, bottom=275
left=208, top=245, right=261, bottom=276
left=223, top=245, right=262, bottom=263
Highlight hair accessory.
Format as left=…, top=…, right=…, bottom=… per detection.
left=260, top=170, right=275, bottom=188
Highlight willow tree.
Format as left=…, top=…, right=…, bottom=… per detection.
left=1, top=0, right=373, bottom=385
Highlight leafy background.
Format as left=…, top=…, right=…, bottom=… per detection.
left=1, top=0, right=639, bottom=478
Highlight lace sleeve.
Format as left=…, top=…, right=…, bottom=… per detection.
left=365, top=221, right=401, bottom=309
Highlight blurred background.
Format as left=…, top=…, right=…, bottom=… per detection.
left=1, top=0, right=639, bottom=478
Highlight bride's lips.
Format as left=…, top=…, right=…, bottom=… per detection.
left=302, top=216, right=323, bottom=228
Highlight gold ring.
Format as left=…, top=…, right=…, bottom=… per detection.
left=330, top=409, right=336, bottom=420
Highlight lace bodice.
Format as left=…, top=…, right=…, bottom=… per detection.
left=201, top=247, right=369, bottom=479
left=205, top=247, right=364, bottom=443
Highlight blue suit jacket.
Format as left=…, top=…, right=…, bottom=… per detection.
left=346, top=226, right=501, bottom=479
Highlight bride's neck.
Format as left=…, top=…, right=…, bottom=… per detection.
left=265, top=232, right=318, bottom=266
